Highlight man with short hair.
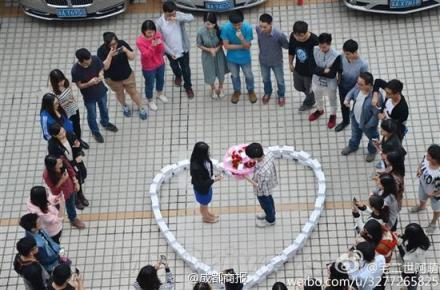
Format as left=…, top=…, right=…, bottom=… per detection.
left=245, top=143, right=278, bottom=228
left=335, top=39, right=369, bottom=132
left=341, top=72, right=383, bottom=162
left=309, top=33, right=341, bottom=129
left=372, top=78, right=409, bottom=140
left=256, top=13, right=289, bottom=107
left=221, top=10, right=256, bottom=104
left=49, top=263, right=84, bottom=290
left=71, top=48, right=118, bottom=143
left=19, top=213, right=61, bottom=273
left=288, top=21, right=319, bottom=111
left=13, top=236, right=50, bottom=290
left=156, top=1, right=194, bottom=98
left=97, top=32, right=148, bottom=120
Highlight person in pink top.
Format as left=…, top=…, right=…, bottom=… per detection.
left=27, top=186, right=64, bottom=244
left=136, top=20, right=167, bottom=112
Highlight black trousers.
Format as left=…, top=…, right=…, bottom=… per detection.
left=166, top=52, right=192, bottom=89
left=338, top=86, right=351, bottom=125
left=69, top=110, right=82, bottom=140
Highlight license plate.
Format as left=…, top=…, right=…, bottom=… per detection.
left=389, top=0, right=422, bottom=8
left=56, top=8, right=87, bottom=18
left=205, top=0, right=234, bottom=10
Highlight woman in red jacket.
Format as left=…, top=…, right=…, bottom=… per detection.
left=43, top=155, right=85, bottom=229
left=136, top=20, right=167, bottom=112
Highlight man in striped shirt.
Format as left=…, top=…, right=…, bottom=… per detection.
left=245, top=143, right=278, bottom=227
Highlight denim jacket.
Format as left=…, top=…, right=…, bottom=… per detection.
left=345, top=85, right=383, bottom=130
left=26, top=230, right=60, bottom=272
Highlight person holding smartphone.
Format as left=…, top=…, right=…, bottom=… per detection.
left=98, top=32, right=147, bottom=120
left=48, top=263, right=84, bottom=290
left=136, top=20, right=168, bottom=113
left=133, top=257, right=173, bottom=290
left=43, top=155, right=86, bottom=230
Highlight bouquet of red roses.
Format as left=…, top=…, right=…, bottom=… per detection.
left=223, top=144, right=256, bottom=180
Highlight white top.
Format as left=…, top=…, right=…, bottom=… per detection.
left=384, top=98, right=395, bottom=119
left=160, top=15, right=184, bottom=58
left=353, top=91, right=367, bottom=123
left=56, top=87, right=78, bottom=118
left=349, top=255, right=386, bottom=290
left=419, top=157, right=440, bottom=194
left=62, top=140, right=73, bottom=161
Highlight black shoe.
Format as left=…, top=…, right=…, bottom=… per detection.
left=75, top=201, right=85, bottom=210
left=93, top=133, right=104, bottom=143
left=103, top=122, right=118, bottom=132
left=335, top=122, right=349, bottom=132
left=80, top=139, right=90, bottom=150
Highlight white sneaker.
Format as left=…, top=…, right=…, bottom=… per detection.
left=148, top=101, right=158, bottom=111
left=256, top=212, right=266, bottom=220
left=426, top=223, right=438, bottom=234
left=211, top=90, right=218, bottom=100
left=157, top=94, right=168, bottom=103
left=218, top=89, right=225, bottom=99
left=256, top=219, right=275, bottom=228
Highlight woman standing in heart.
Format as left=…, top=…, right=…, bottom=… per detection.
left=190, top=142, right=223, bottom=223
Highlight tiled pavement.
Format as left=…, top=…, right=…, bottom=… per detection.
left=0, top=0, right=440, bottom=289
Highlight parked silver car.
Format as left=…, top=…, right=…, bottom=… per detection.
left=170, top=0, right=266, bottom=12
left=20, top=0, right=127, bottom=20
left=343, top=0, right=440, bottom=14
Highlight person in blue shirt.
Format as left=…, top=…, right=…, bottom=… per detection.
left=40, top=93, right=74, bottom=141
left=221, top=10, right=256, bottom=104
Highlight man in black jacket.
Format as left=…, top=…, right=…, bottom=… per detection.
left=14, top=236, right=49, bottom=290
left=372, top=79, right=409, bottom=140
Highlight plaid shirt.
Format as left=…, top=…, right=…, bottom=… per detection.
left=252, top=152, right=278, bottom=196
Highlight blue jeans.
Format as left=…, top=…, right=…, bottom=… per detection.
left=65, top=194, right=77, bottom=222
left=228, top=62, right=254, bottom=93
left=142, top=64, right=165, bottom=100
left=348, top=116, right=379, bottom=154
left=84, top=94, right=109, bottom=135
left=257, top=195, right=276, bottom=223
left=260, top=63, right=285, bottom=98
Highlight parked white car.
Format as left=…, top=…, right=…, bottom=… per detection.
left=343, top=0, right=440, bottom=14
left=20, top=0, right=127, bottom=20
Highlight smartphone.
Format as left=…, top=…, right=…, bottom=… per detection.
left=115, top=46, right=123, bottom=54
left=352, top=196, right=357, bottom=202
left=75, top=267, right=80, bottom=275
left=160, top=255, right=167, bottom=265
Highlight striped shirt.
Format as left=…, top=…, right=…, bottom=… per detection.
left=55, top=87, right=78, bottom=118
left=252, top=151, right=278, bottom=196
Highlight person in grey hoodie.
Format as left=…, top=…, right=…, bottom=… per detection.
left=308, top=33, right=341, bottom=129
left=156, top=1, right=194, bottom=99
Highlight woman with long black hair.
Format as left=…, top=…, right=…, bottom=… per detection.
left=49, top=69, right=89, bottom=149
left=48, top=123, right=89, bottom=210
left=196, top=12, right=228, bottom=99
left=371, top=173, right=401, bottom=231
left=43, top=155, right=85, bottom=229
left=190, top=142, right=223, bottom=223
left=133, top=262, right=173, bottom=290
left=40, top=93, right=74, bottom=141
left=398, top=223, right=431, bottom=290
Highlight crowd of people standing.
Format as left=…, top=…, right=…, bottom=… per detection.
left=10, top=1, right=439, bottom=289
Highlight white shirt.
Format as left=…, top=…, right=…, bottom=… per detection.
left=384, top=98, right=395, bottom=119
left=62, top=140, right=73, bottom=161
left=349, top=255, right=386, bottom=290
left=160, top=16, right=184, bottom=58
left=353, top=91, right=367, bottom=123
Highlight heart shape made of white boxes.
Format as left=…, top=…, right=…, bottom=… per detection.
left=149, top=146, right=326, bottom=289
